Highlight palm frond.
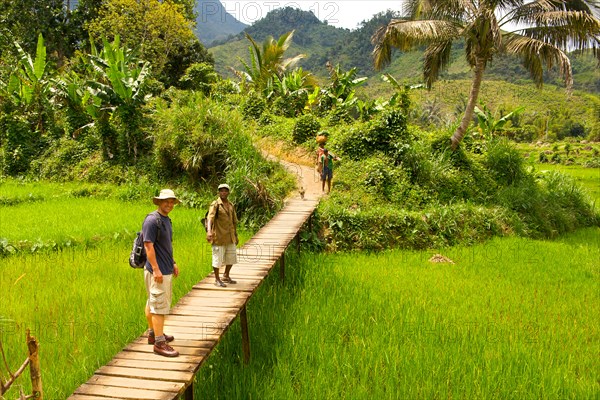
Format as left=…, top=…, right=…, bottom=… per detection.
left=423, top=39, right=454, bottom=88
left=404, top=0, right=475, bottom=21
left=372, top=19, right=461, bottom=69
left=504, top=34, right=573, bottom=89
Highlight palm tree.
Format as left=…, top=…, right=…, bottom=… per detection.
left=238, top=31, right=304, bottom=96
left=372, top=0, right=600, bottom=149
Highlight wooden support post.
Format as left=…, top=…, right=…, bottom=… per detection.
left=184, top=381, right=194, bottom=400
left=308, top=214, right=313, bottom=232
left=26, top=329, right=43, bottom=400
left=279, top=251, right=285, bottom=282
left=296, top=232, right=301, bottom=253
left=240, top=305, right=250, bottom=364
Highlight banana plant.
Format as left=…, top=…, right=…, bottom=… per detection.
left=8, top=33, right=49, bottom=107
left=381, top=73, right=424, bottom=115
left=86, top=36, right=151, bottom=110
left=474, top=103, right=525, bottom=139
left=85, top=36, right=152, bottom=162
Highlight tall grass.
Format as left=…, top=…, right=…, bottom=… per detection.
left=0, top=197, right=251, bottom=398
left=194, top=228, right=600, bottom=399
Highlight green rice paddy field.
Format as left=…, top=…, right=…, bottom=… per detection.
left=0, top=164, right=598, bottom=399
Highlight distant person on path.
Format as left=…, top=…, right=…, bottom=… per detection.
left=320, top=149, right=339, bottom=194
left=144, top=189, right=180, bottom=357
left=316, top=141, right=326, bottom=174
left=207, top=183, right=239, bottom=287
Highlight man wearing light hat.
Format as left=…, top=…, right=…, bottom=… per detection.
left=143, top=189, right=180, bottom=357
left=206, top=183, right=239, bottom=287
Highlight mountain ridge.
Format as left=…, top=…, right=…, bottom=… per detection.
left=208, top=7, right=599, bottom=94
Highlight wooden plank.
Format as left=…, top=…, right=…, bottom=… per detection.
left=226, top=264, right=272, bottom=271
left=85, top=375, right=184, bottom=393
left=192, top=282, right=255, bottom=292
left=184, top=290, right=251, bottom=299
left=96, top=365, right=194, bottom=382
left=179, top=296, right=247, bottom=307
left=125, top=343, right=208, bottom=356
left=68, top=395, right=116, bottom=400
left=156, top=325, right=226, bottom=336
left=107, top=358, right=197, bottom=372
left=113, top=350, right=204, bottom=364
left=163, top=316, right=235, bottom=328
left=130, top=338, right=215, bottom=351
left=172, top=302, right=239, bottom=311
left=172, top=339, right=221, bottom=350
left=169, top=308, right=238, bottom=317
left=75, top=383, right=173, bottom=400
left=149, top=331, right=222, bottom=341
left=237, top=249, right=281, bottom=258
left=171, top=306, right=239, bottom=317
left=165, top=314, right=235, bottom=324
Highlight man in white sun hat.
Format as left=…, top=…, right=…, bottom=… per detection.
left=143, top=189, right=180, bottom=357
left=206, top=183, right=239, bottom=287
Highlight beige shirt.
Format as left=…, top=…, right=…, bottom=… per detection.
left=207, top=197, right=238, bottom=245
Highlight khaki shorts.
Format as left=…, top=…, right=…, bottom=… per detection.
left=144, top=270, right=173, bottom=315
left=212, top=243, right=237, bottom=268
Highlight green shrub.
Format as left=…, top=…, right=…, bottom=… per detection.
left=241, top=92, right=266, bottom=120
left=34, top=138, right=92, bottom=180
left=327, top=107, right=353, bottom=125
left=484, top=139, right=526, bottom=185
left=0, top=114, right=43, bottom=176
left=292, top=114, right=320, bottom=144
left=273, top=91, right=308, bottom=118
left=331, top=110, right=409, bottom=161
left=150, top=90, right=295, bottom=226
left=178, top=62, right=218, bottom=94
left=319, top=201, right=516, bottom=251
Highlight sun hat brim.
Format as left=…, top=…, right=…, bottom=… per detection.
left=153, top=189, right=180, bottom=205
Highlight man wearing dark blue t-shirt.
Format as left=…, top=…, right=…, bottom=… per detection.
left=143, top=189, right=180, bottom=357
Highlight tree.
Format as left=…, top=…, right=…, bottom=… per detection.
left=0, top=0, right=71, bottom=63
left=0, top=0, right=105, bottom=65
left=86, top=36, right=151, bottom=162
left=87, top=0, right=198, bottom=79
left=372, top=0, right=600, bottom=149
left=0, top=34, right=53, bottom=174
left=238, top=31, right=304, bottom=96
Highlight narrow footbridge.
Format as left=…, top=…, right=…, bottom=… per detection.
left=69, top=197, right=319, bottom=400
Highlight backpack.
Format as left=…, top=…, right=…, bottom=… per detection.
left=129, top=211, right=163, bottom=269
left=200, top=201, right=219, bottom=232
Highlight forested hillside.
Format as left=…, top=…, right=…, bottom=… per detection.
left=210, top=7, right=599, bottom=94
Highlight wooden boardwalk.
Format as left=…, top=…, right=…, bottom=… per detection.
left=69, top=197, right=319, bottom=400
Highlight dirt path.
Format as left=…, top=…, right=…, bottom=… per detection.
left=263, top=152, right=324, bottom=201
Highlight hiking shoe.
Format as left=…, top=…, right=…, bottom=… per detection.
left=148, top=332, right=174, bottom=345
left=153, top=341, right=179, bottom=357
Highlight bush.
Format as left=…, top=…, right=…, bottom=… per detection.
left=241, top=92, right=266, bottom=120
left=273, top=91, right=308, bottom=118
left=331, top=110, right=409, bottom=161
left=292, top=114, right=321, bottom=144
left=178, top=62, right=218, bottom=94
left=484, top=139, right=526, bottom=185
left=319, top=201, right=516, bottom=251
left=34, top=138, right=92, bottom=180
